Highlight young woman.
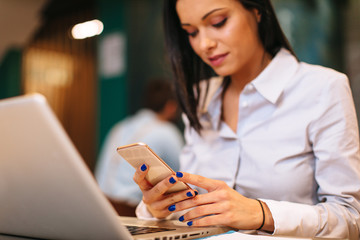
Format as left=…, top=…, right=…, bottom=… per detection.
left=133, top=0, right=360, bottom=238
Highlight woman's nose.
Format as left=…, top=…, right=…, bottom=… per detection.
left=199, top=33, right=216, bottom=52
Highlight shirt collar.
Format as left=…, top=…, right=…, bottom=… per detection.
left=200, top=48, right=299, bottom=130
left=252, top=48, right=299, bottom=104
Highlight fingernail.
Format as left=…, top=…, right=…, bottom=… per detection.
left=186, top=191, right=193, bottom=197
left=195, top=190, right=198, bottom=196
left=169, top=177, right=176, bottom=184
left=141, top=164, right=147, bottom=171
left=168, top=204, right=176, bottom=212
left=179, top=216, right=184, bottom=222
left=176, top=172, right=183, bottom=178
left=187, top=221, right=193, bottom=226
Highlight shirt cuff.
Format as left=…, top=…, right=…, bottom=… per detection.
left=135, top=200, right=189, bottom=221
left=261, top=199, right=319, bottom=237
left=135, top=200, right=158, bottom=220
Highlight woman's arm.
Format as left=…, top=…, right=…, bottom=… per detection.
left=253, top=73, right=360, bottom=238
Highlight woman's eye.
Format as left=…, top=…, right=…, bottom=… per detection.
left=187, top=30, right=198, bottom=37
left=213, top=18, right=227, bottom=28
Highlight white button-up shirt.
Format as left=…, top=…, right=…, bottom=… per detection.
left=136, top=49, right=360, bottom=239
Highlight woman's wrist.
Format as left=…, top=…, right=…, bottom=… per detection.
left=255, top=199, right=265, bottom=230
left=259, top=200, right=275, bottom=233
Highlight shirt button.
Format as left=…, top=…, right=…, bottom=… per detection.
left=241, top=101, right=249, bottom=108
left=247, top=84, right=254, bottom=91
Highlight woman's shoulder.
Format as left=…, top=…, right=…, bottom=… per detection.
left=297, top=62, right=348, bottom=86
left=287, top=62, right=351, bottom=105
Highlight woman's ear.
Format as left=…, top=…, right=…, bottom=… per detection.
left=252, top=8, right=262, bottom=23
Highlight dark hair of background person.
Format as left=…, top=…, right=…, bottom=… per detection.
left=163, top=0, right=296, bottom=133
left=142, top=78, right=176, bottom=113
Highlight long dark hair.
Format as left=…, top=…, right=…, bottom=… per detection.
left=163, top=0, right=295, bottom=133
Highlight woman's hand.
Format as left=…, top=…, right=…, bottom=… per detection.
left=133, top=164, right=197, bottom=219
left=173, top=172, right=274, bottom=232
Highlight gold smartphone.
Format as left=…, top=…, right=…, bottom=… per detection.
left=117, top=142, right=192, bottom=194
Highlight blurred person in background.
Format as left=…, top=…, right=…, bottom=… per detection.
left=95, top=78, right=184, bottom=216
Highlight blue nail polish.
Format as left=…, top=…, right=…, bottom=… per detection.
left=168, top=204, right=176, bottom=212
left=176, top=172, right=183, bottom=178
left=179, top=216, right=184, bottom=222
left=169, top=177, right=176, bottom=184
left=187, top=221, right=193, bottom=226
left=186, top=191, right=193, bottom=197
left=141, top=164, right=147, bottom=171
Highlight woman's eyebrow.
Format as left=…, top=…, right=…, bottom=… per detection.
left=201, top=8, right=225, bottom=20
left=181, top=8, right=225, bottom=26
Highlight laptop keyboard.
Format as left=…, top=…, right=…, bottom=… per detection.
left=126, top=225, right=176, bottom=236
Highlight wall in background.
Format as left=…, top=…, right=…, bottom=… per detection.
left=0, top=49, right=22, bottom=99
left=22, top=1, right=98, bottom=170
left=96, top=0, right=171, bottom=158
left=97, top=0, right=129, bottom=156
left=126, top=0, right=171, bottom=114
left=273, top=0, right=345, bottom=71
left=344, top=0, right=360, bottom=129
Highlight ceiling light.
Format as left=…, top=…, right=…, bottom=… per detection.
left=71, top=19, right=104, bottom=39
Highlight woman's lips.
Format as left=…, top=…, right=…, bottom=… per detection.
left=208, top=53, right=228, bottom=67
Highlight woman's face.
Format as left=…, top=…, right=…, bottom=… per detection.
left=176, top=0, right=266, bottom=79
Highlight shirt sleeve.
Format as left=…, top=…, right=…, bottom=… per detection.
left=135, top=200, right=158, bottom=220
left=135, top=200, right=185, bottom=220
left=265, top=74, right=360, bottom=239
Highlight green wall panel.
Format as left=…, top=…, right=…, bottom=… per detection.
left=96, top=0, right=169, bottom=155
left=0, top=49, right=22, bottom=99
left=273, top=0, right=345, bottom=71
left=97, top=0, right=129, bottom=153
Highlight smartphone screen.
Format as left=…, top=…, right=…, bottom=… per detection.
left=117, top=142, right=191, bottom=194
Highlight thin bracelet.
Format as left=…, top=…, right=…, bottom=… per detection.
left=256, top=199, right=265, bottom=230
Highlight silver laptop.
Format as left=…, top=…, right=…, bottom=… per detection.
left=0, top=93, right=229, bottom=240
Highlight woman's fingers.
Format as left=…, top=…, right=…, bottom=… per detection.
left=133, top=164, right=153, bottom=191
left=176, top=186, right=264, bottom=230
left=149, top=188, right=198, bottom=212
left=143, top=175, right=180, bottom=203
left=180, top=202, right=223, bottom=221
left=185, top=213, right=224, bottom=227
left=175, top=188, right=224, bottom=212
left=133, top=166, right=196, bottom=205
left=176, top=171, right=227, bottom=192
